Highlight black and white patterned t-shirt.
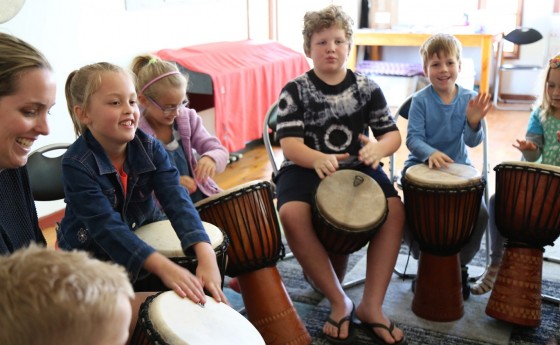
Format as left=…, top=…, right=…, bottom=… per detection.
left=276, top=69, right=398, bottom=169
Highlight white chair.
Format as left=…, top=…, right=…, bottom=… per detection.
left=493, top=27, right=544, bottom=111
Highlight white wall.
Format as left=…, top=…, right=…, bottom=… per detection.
left=1, top=0, right=252, bottom=152
left=1, top=0, right=359, bottom=217
left=1, top=0, right=254, bottom=216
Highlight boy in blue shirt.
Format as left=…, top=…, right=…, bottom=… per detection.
left=404, top=33, right=492, bottom=300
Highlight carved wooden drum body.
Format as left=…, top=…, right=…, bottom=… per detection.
left=403, top=163, right=485, bottom=321
left=486, top=162, right=560, bottom=327
left=195, top=181, right=311, bottom=345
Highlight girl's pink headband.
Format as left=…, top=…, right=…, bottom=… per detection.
left=140, top=71, right=181, bottom=95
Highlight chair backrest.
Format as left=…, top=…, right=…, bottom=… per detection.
left=394, top=94, right=413, bottom=121
left=389, top=95, right=413, bottom=185
left=27, top=143, right=70, bottom=201
left=504, top=27, right=543, bottom=45
left=262, top=101, right=280, bottom=177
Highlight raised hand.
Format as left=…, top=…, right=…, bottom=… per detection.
left=466, top=93, right=492, bottom=129
left=513, top=139, right=537, bottom=152
left=357, top=134, right=383, bottom=169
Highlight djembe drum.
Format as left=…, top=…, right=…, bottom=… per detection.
left=402, top=163, right=485, bottom=321
left=195, top=181, right=311, bottom=345
left=486, top=162, right=560, bottom=327
left=313, top=169, right=388, bottom=254
left=130, top=291, right=265, bottom=345
left=133, top=220, right=229, bottom=292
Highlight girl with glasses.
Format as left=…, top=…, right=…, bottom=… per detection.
left=132, top=55, right=228, bottom=204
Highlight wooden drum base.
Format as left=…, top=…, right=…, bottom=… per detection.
left=412, top=252, right=464, bottom=321
left=486, top=247, right=543, bottom=327
left=237, top=266, right=312, bottom=345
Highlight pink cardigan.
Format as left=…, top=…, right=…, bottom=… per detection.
left=138, top=107, right=229, bottom=197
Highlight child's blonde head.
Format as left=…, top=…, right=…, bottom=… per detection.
left=0, top=244, right=134, bottom=345
left=420, top=33, right=462, bottom=70
left=65, top=62, right=131, bottom=136
left=302, top=5, right=353, bottom=56
left=131, top=54, right=187, bottom=99
left=538, top=53, right=560, bottom=121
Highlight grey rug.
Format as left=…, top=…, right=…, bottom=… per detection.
left=225, top=240, right=560, bottom=345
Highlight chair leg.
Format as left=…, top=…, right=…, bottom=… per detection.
left=543, top=294, right=560, bottom=305
left=544, top=256, right=560, bottom=264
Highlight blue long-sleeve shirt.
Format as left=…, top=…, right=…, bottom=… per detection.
left=404, top=85, right=483, bottom=169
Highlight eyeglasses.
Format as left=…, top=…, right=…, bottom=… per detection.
left=148, top=97, right=188, bottom=115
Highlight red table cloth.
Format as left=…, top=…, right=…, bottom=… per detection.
left=156, top=40, right=310, bottom=152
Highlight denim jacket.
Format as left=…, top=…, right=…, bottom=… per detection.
left=58, top=129, right=210, bottom=280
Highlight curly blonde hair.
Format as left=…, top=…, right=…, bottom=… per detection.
left=302, top=4, right=354, bottom=56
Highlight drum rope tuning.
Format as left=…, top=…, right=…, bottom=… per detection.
left=402, top=163, right=486, bottom=322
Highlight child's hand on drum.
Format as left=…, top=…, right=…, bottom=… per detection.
left=313, top=153, right=349, bottom=179
left=513, top=139, right=537, bottom=152
left=358, top=134, right=384, bottom=169
left=428, top=151, right=454, bottom=169
left=194, top=243, right=229, bottom=305
left=145, top=252, right=207, bottom=304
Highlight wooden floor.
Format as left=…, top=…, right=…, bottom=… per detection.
left=214, top=106, right=532, bottom=195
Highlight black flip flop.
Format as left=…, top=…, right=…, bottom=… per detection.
left=324, top=303, right=356, bottom=345
left=360, top=320, right=407, bottom=345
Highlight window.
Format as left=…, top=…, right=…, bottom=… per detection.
left=394, top=0, right=523, bottom=59
left=479, top=0, right=523, bottom=59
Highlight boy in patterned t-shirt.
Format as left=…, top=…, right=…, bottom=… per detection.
left=273, top=5, right=407, bottom=345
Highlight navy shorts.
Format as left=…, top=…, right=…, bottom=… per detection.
left=274, top=164, right=399, bottom=210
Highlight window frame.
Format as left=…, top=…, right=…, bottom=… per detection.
left=479, top=0, right=523, bottom=59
